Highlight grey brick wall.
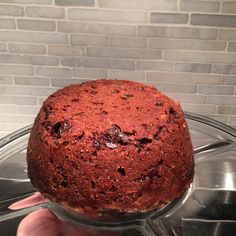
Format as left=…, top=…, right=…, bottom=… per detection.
left=0, top=0, right=236, bottom=138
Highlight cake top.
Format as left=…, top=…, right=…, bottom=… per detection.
left=40, top=79, right=181, bottom=147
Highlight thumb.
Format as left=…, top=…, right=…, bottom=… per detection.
left=17, top=208, right=61, bottom=236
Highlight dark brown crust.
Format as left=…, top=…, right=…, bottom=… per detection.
left=27, top=79, right=194, bottom=219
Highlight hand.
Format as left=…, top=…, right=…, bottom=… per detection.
left=17, top=208, right=83, bottom=236
left=9, top=193, right=118, bottom=236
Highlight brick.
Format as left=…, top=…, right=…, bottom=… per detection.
left=164, top=51, right=236, bottom=64
left=212, top=64, right=236, bottom=75
left=149, top=38, right=226, bottom=51
left=17, top=19, right=56, bottom=31
left=137, top=61, right=173, bottom=71
left=0, top=43, right=7, bottom=52
left=55, top=0, right=94, bottom=6
left=191, top=14, right=236, bottom=27
left=48, top=45, right=85, bottom=56
left=229, top=116, right=236, bottom=125
left=0, top=76, right=12, bottom=85
left=175, top=63, right=212, bottom=73
left=222, top=2, right=236, bottom=13
left=138, top=26, right=216, bottom=39
left=14, top=76, right=50, bottom=86
left=18, top=105, right=40, bottom=115
left=198, top=85, right=234, bottom=95
left=0, top=31, right=68, bottom=44
left=0, top=5, right=24, bottom=16
left=0, top=95, right=36, bottom=105
left=87, top=47, right=161, bottom=60
left=98, top=0, right=177, bottom=11
left=62, top=57, right=135, bottom=70
left=0, top=123, right=28, bottom=133
left=228, top=42, right=236, bottom=52
left=35, top=67, right=72, bottom=77
left=148, top=82, right=197, bottom=94
left=180, top=0, right=220, bottom=13
left=58, top=22, right=136, bottom=36
left=181, top=103, right=216, bottom=114
left=0, top=64, right=33, bottom=75
left=0, top=86, right=56, bottom=96
left=0, top=18, right=16, bottom=29
left=73, top=68, right=108, bottom=78
left=26, top=6, right=64, bottom=19
left=229, top=124, right=236, bottom=129
left=9, top=43, right=46, bottom=54
left=52, top=78, right=87, bottom=87
left=0, top=114, right=35, bottom=124
left=71, top=34, right=108, bottom=47
left=0, top=54, right=58, bottom=66
left=217, top=106, right=236, bottom=115
left=0, top=104, right=17, bottom=114
left=109, top=36, right=147, bottom=48
left=69, top=9, right=147, bottom=23
left=147, top=72, right=220, bottom=84
left=108, top=70, right=145, bottom=81
left=207, top=95, right=236, bottom=105
left=221, top=76, right=236, bottom=85
left=167, top=93, right=206, bottom=104
left=206, top=115, right=229, bottom=124
left=38, top=97, right=46, bottom=106
left=151, top=13, right=188, bottom=24
left=218, top=29, right=236, bottom=40
left=0, top=0, right=52, bottom=4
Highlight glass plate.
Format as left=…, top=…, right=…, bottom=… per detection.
left=0, top=112, right=236, bottom=236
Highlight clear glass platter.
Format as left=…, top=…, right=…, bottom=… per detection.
left=0, top=112, right=236, bottom=236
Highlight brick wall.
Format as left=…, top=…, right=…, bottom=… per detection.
left=0, top=0, right=236, bottom=138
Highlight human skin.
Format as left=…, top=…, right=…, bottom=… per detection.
left=9, top=193, right=118, bottom=236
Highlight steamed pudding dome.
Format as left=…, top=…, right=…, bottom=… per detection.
left=27, top=79, right=194, bottom=219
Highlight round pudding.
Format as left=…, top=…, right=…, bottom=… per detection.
left=27, top=79, right=194, bottom=219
